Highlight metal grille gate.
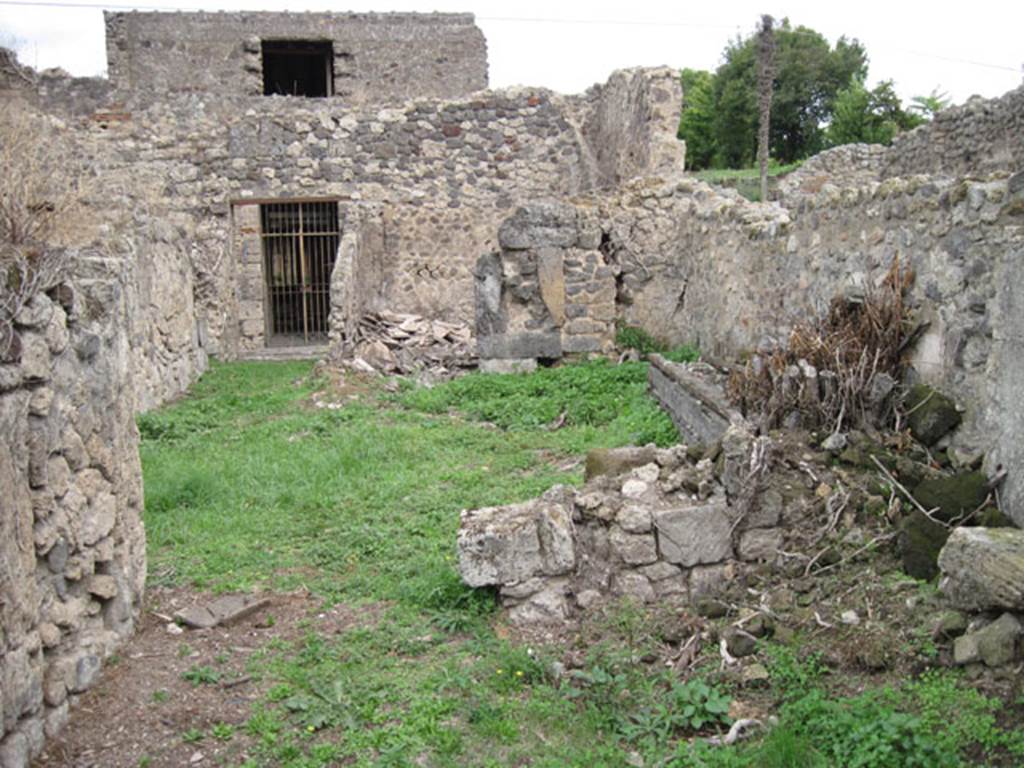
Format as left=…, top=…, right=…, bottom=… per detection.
left=259, top=201, right=339, bottom=345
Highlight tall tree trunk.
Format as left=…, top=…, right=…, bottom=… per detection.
left=756, top=15, right=775, bottom=202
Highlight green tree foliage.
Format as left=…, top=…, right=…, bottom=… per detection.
left=827, top=76, right=924, bottom=146
left=677, top=68, right=716, bottom=170
left=910, top=88, right=952, bottom=119
left=711, top=21, right=867, bottom=166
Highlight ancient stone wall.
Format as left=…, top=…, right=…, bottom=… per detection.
left=62, top=68, right=680, bottom=360
left=776, top=143, right=887, bottom=201
left=104, top=11, right=488, bottom=105
left=458, top=428, right=787, bottom=623
left=0, top=49, right=113, bottom=119
left=543, top=171, right=1021, bottom=523
left=0, top=254, right=146, bottom=768
left=574, top=67, right=686, bottom=188
left=883, top=85, right=1024, bottom=179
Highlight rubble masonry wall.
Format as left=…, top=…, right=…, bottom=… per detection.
left=0, top=255, right=146, bottom=768
left=104, top=11, right=488, bottom=106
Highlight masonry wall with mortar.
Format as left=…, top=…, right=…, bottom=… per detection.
left=104, top=11, right=488, bottom=106
left=541, top=170, right=1023, bottom=524
left=55, top=65, right=681, bottom=362
left=0, top=256, right=146, bottom=768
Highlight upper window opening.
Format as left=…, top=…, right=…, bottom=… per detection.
left=261, top=40, right=333, bottom=97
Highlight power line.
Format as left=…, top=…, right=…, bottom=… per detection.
left=0, top=0, right=1019, bottom=75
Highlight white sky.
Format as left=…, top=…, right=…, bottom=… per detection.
left=1, top=0, right=1021, bottom=105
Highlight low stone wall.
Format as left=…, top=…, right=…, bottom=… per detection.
left=0, top=253, right=146, bottom=767
left=776, top=143, right=887, bottom=201
left=458, top=430, right=786, bottom=623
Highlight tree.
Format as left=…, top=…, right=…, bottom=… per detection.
left=910, top=88, right=951, bottom=119
left=677, top=69, right=716, bottom=170
left=756, top=15, right=775, bottom=202
left=826, top=76, right=923, bottom=146
left=709, top=20, right=868, bottom=167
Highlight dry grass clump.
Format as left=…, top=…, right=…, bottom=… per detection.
left=728, top=259, right=914, bottom=433
left=0, top=104, right=84, bottom=359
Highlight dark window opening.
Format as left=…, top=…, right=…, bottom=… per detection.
left=260, top=201, right=339, bottom=345
left=261, top=40, right=333, bottom=97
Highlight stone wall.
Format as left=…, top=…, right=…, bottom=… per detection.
left=574, top=67, right=686, bottom=188
left=0, top=254, right=146, bottom=767
left=458, top=429, right=786, bottom=623
left=776, top=143, right=887, bottom=201
left=883, top=85, right=1024, bottom=179
left=512, top=170, right=1022, bottom=523
left=0, top=48, right=113, bottom=119
left=57, top=67, right=680, bottom=361
left=104, top=11, right=488, bottom=106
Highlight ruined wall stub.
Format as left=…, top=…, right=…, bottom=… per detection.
left=104, top=11, right=488, bottom=106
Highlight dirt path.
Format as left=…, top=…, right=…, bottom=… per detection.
left=34, top=587, right=372, bottom=768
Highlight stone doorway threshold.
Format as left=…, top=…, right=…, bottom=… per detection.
left=238, top=345, right=327, bottom=362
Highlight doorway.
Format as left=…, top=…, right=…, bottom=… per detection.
left=259, top=201, right=339, bottom=346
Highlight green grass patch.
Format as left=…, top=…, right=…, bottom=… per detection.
left=142, top=359, right=678, bottom=600
left=692, top=161, right=803, bottom=184
left=140, top=360, right=1022, bottom=767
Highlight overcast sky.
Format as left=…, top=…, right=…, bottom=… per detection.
left=1, top=0, right=1021, bottom=104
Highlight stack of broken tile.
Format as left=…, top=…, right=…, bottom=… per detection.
left=340, top=311, right=476, bottom=378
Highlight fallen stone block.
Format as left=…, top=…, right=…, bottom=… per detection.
left=938, top=527, right=1024, bottom=612
left=173, top=595, right=270, bottom=630
left=584, top=445, right=657, bottom=481
left=647, top=355, right=738, bottom=445
left=905, top=384, right=962, bottom=446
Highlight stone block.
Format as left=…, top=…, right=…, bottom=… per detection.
left=458, top=497, right=575, bottom=587
left=508, top=581, right=571, bottom=624
left=561, top=334, right=603, bottom=353
left=612, top=571, right=655, bottom=603
left=536, top=247, right=565, bottom=325
left=478, top=332, right=561, bottom=360
left=737, top=528, right=783, bottom=562
left=0, top=731, right=28, bottom=768
left=584, top=446, right=656, bottom=481
left=654, top=501, right=733, bottom=567
left=690, top=562, right=736, bottom=597
left=497, top=201, right=578, bottom=250
left=905, top=384, right=961, bottom=446
left=616, top=504, right=652, bottom=533
left=954, top=613, right=1023, bottom=667
left=647, top=356, right=733, bottom=446
left=609, top=526, right=658, bottom=565
left=938, top=527, right=1024, bottom=611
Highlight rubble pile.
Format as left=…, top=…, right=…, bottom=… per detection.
left=335, top=311, right=475, bottom=378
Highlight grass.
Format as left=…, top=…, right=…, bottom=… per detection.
left=140, top=359, right=1024, bottom=767
left=692, top=162, right=803, bottom=202
left=692, top=161, right=803, bottom=183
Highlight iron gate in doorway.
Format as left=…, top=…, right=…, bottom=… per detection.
left=259, top=200, right=339, bottom=345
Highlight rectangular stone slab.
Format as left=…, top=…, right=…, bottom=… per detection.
left=654, top=501, right=733, bottom=566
